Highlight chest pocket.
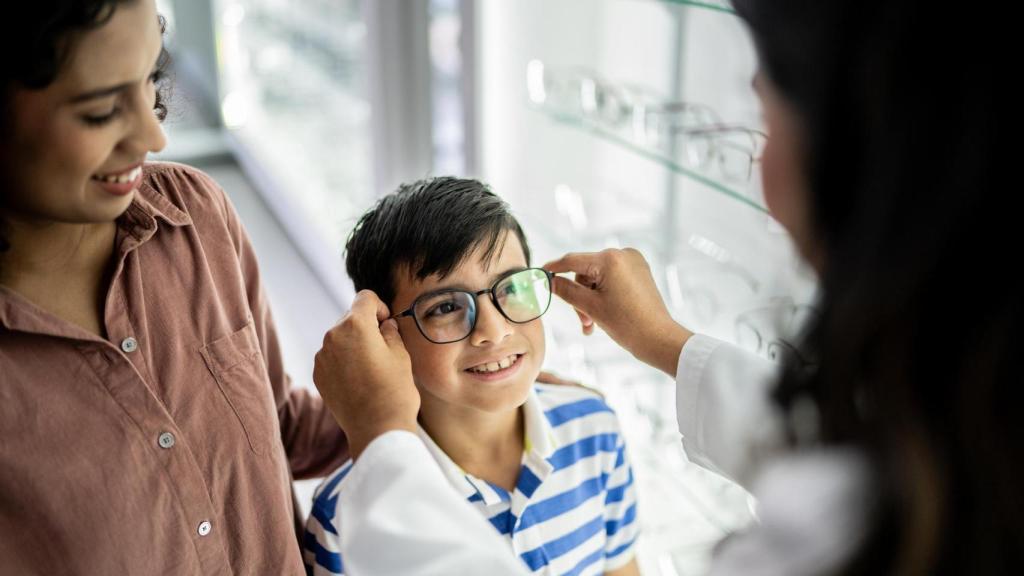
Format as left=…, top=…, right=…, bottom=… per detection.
left=200, top=320, right=279, bottom=455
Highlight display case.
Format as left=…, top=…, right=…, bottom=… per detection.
left=214, top=0, right=372, bottom=300
left=474, top=1, right=818, bottom=573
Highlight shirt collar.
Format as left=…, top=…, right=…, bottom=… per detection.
left=0, top=167, right=191, bottom=334
left=117, top=170, right=192, bottom=243
left=417, top=385, right=558, bottom=506
left=522, top=385, right=558, bottom=460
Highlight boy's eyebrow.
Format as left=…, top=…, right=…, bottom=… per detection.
left=488, top=265, right=528, bottom=285
left=421, top=265, right=528, bottom=294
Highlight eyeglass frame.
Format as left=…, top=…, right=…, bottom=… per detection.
left=390, top=267, right=556, bottom=344
left=670, top=124, right=768, bottom=182
left=531, top=64, right=769, bottom=183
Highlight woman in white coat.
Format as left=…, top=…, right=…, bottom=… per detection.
left=312, top=0, right=1020, bottom=573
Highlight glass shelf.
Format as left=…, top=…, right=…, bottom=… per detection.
left=657, top=0, right=736, bottom=15
left=216, top=0, right=371, bottom=263
left=532, top=107, right=768, bottom=213
left=476, top=1, right=815, bottom=572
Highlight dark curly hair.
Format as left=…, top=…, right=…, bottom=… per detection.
left=1, top=0, right=171, bottom=253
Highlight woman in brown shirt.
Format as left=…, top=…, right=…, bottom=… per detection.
left=0, top=1, right=348, bottom=573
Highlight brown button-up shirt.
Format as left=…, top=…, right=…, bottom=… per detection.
left=0, top=162, right=348, bottom=574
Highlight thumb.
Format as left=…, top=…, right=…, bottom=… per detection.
left=379, top=318, right=405, bottom=348
left=551, top=275, right=596, bottom=316
left=372, top=295, right=392, bottom=324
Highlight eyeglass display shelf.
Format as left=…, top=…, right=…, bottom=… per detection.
left=533, top=107, right=767, bottom=214
left=646, top=0, right=736, bottom=15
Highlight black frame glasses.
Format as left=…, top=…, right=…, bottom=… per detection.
left=392, top=268, right=555, bottom=344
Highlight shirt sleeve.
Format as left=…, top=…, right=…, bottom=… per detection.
left=603, top=434, right=640, bottom=570
left=339, top=431, right=530, bottom=576
left=708, top=450, right=873, bottom=576
left=212, top=172, right=349, bottom=479
left=675, top=334, right=786, bottom=487
left=302, top=464, right=355, bottom=575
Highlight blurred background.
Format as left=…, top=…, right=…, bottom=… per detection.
left=154, top=1, right=818, bottom=573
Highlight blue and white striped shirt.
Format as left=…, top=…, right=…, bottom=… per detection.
left=303, top=382, right=639, bottom=576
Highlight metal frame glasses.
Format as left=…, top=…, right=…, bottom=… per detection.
left=670, top=124, right=767, bottom=183
left=528, top=62, right=767, bottom=183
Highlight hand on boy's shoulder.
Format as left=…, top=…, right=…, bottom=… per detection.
left=536, top=370, right=605, bottom=399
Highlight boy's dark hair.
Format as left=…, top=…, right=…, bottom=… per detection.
left=344, top=177, right=531, bottom=306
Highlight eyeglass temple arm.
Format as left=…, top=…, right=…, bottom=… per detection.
left=390, top=308, right=415, bottom=320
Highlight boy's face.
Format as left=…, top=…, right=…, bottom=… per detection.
left=391, top=232, right=545, bottom=417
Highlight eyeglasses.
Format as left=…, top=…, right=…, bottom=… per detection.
left=529, top=64, right=634, bottom=127
left=392, top=268, right=555, bottom=344
left=636, top=101, right=722, bottom=147
left=671, top=125, right=767, bottom=182
left=734, top=300, right=818, bottom=369
left=528, top=62, right=768, bottom=183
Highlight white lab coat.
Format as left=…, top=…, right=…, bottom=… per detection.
left=336, top=335, right=872, bottom=575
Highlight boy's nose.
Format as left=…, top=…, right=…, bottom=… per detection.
left=470, top=296, right=513, bottom=346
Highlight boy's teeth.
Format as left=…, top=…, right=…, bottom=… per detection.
left=470, top=354, right=519, bottom=374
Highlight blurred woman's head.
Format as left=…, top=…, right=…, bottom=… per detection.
left=735, top=0, right=1018, bottom=572
left=0, top=0, right=169, bottom=252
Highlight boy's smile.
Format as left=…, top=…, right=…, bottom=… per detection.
left=464, top=352, right=526, bottom=381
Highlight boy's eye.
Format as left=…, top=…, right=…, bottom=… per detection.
left=425, top=299, right=464, bottom=318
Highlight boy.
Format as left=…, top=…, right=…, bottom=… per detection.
left=303, top=177, right=640, bottom=576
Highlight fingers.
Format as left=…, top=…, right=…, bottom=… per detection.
left=374, top=298, right=392, bottom=324
left=546, top=248, right=646, bottom=277
left=536, top=370, right=578, bottom=386
left=548, top=273, right=597, bottom=334
left=350, top=289, right=381, bottom=318
left=575, top=308, right=595, bottom=335
left=348, top=289, right=394, bottom=327
left=379, top=318, right=405, bottom=349
left=574, top=273, right=599, bottom=290
left=551, top=275, right=596, bottom=313
left=543, top=252, right=601, bottom=276
left=535, top=370, right=563, bottom=385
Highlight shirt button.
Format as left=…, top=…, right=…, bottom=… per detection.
left=120, top=337, right=139, bottom=353
left=197, top=521, right=212, bottom=536
left=158, top=432, right=175, bottom=449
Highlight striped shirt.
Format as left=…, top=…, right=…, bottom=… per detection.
left=303, top=383, right=639, bottom=575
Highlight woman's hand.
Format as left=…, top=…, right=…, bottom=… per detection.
left=544, top=248, right=693, bottom=377
left=313, top=290, right=420, bottom=459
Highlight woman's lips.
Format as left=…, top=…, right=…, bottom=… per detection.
left=91, top=165, right=143, bottom=196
